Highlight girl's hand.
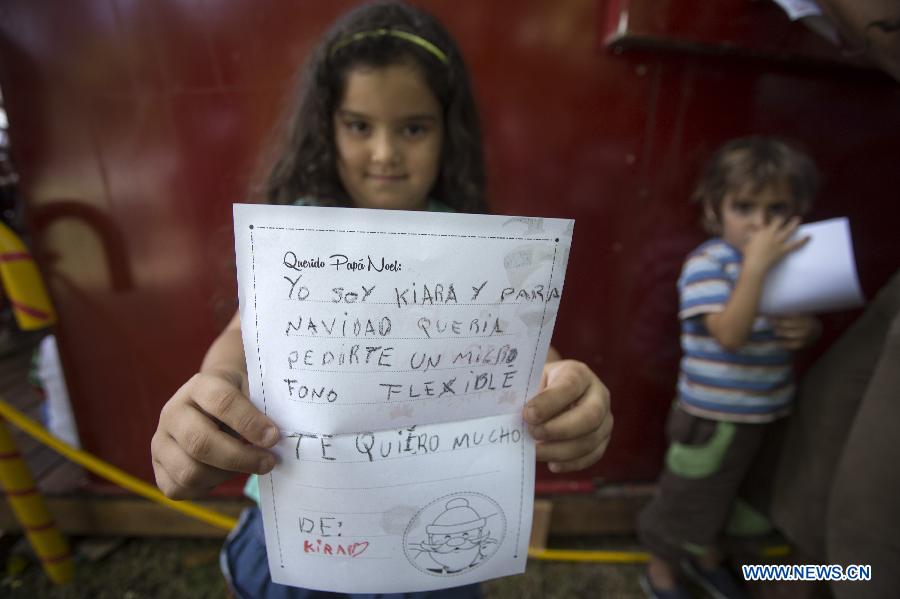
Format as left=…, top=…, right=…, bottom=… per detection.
left=151, top=368, right=281, bottom=500
left=772, top=314, right=822, bottom=350
left=743, top=216, right=809, bottom=274
left=523, top=360, right=613, bottom=473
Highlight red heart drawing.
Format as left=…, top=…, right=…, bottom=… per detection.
left=348, top=542, right=369, bottom=557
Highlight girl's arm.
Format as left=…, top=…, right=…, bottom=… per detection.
left=200, top=312, right=250, bottom=375
left=545, top=345, right=562, bottom=363
left=523, top=346, right=613, bottom=473
left=151, top=312, right=280, bottom=499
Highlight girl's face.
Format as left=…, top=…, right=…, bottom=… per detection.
left=713, top=180, right=796, bottom=250
left=334, top=63, right=443, bottom=211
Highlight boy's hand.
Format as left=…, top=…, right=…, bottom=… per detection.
left=151, top=369, right=280, bottom=500
left=773, top=315, right=822, bottom=350
left=523, top=360, right=612, bottom=473
left=743, top=216, right=809, bottom=273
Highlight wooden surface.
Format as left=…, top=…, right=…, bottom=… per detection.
left=0, top=495, right=250, bottom=537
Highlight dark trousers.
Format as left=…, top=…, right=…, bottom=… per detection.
left=638, top=403, right=774, bottom=563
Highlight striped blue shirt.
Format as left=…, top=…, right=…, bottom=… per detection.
left=676, top=239, right=794, bottom=422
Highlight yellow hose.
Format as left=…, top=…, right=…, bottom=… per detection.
left=529, top=547, right=649, bottom=563
left=0, top=397, right=237, bottom=531
left=528, top=543, right=790, bottom=563
left=0, top=221, right=57, bottom=330
left=0, top=417, right=73, bottom=583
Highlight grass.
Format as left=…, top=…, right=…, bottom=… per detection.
left=2, top=537, right=226, bottom=599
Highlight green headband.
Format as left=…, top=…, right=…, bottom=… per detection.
left=330, top=28, right=449, bottom=65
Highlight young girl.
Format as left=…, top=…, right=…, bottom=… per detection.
left=150, top=3, right=612, bottom=597
left=638, top=137, right=821, bottom=599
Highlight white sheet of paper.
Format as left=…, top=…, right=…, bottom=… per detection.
left=759, top=217, right=864, bottom=315
left=771, top=0, right=823, bottom=20
left=233, top=204, right=573, bottom=593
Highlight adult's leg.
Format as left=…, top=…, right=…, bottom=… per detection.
left=770, top=270, right=900, bottom=560
left=827, top=310, right=900, bottom=599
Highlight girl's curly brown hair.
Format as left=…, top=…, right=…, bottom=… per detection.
left=260, top=1, right=487, bottom=213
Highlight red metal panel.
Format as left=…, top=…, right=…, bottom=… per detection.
left=602, top=0, right=868, bottom=66
left=0, top=1, right=898, bottom=493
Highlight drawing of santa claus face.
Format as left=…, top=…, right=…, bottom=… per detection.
left=404, top=493, right=505, bottom=575
left=422, top=498, right=490, bottom=571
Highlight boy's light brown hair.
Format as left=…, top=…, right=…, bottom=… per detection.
left=691, top=136, right=820, bottom=235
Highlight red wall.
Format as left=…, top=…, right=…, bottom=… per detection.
left=1, top=1, right=898, bottom=491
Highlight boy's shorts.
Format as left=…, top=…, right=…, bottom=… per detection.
left=221, top=506, right=483, bottom=599
left=637, top=403, right=773, bottom=562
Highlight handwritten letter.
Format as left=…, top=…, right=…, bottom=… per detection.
left=234, top=204, right=573, bottom=593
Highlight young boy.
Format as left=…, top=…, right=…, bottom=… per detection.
left=638, top=137, right=822, bottom=599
